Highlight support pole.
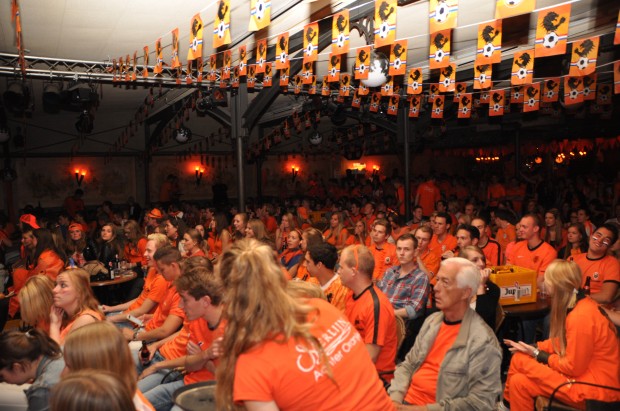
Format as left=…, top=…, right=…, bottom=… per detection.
left=231, top=85, right=248, bottom=212
left=399, top=102, right=412, bottom=221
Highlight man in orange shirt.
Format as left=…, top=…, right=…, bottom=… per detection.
left=258, top=203, right=278, bottom=235
left=304, top=242, right=348, bottom=311
left=472, top=217, right=502, bottom=266
left=388, top=257, right=502, bottom=409
left=142, top=264, right=225, bottom=410
left=494, top=209, right=517, bottom=261
left=486, top=174, right=506, bottom=208
left=369, top=219, right=398, bottom=280
left=429, top=212, right=457, bottom=260
left=570, top=224, right=619, bottom=304
left=362, top=201, right=377, bottom=229
left=415, top=176, right=441, bottom=217
left=414, top=226, right=440, bottom=281
left=340, top=244, right=398, bottom=383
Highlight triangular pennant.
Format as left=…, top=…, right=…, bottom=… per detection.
left=429, top=29, right=451, bottom=69
left=476, top=20, right=502, bottom=64
left=238, top=45, right=248, bottom=76
left=511, top=49, right=534, bottom=85
left=429, top=0, right=458, bottom=33
left=249, top=0, right=271, bottom=32
left=438, top=63, right=456, bottom=92
left=458, top=93, right=472, bottom=118
left=523, top=83, right=540, bottom=112
left=355, top=46, right=371, bottom=80
left=214, top=1, right=231, bottom=48
left=489, top=90, right=505, bottom=116
left=569, top=37, right=599, bottom=76
left=407, top=67, right=423, bottom=95
left=188, top=14, right=204, bottom=61
left=495, top=0, right=534, bottom=19
left=542, top=77, right=560, bottom=102
left=332, top=10, right=350, bottom=55
left=275, top=32, right=289, bottom=70
left=564, top=76, right=584, bottom=104
left=255, top=38, right=267, bottom=73
left=171, top=28, right=181, bottom=69
left=303, top=22, right=319, bottom=63
left=374, top=0, right=397, bottom=48
left=534, top=4, right=570, bottom=57
left=389, top=40, right=407, bottom=76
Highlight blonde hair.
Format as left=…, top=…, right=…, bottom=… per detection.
left=544, top=260, right=583, bottom=356
left=286, top=280, right=327, bottom=300
left=341, top=245, right=375, bottom=278
left=147, top=233, right=169, bottom=249
left=50, top=370, right=134, bottom=411
left=57, top=269, right=102, bottom=325
left=215, top=239, right=327, bottom=411
left=19, top=275, right=54, bottom=329
left=63, top=322, right=137, bottom=393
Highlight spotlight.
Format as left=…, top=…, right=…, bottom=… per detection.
left=174, top=126, right=192, bottom=143
left=3, top=81, right=30, bottom=115
left=196, top=97, right=214, bottom=114
left=66, top=82, right=98, bottom=108
left=43, top=82, right=63, bottom=113
left=75, top=110, right=94, bottom=134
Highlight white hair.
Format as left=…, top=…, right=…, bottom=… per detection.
left=440, top=257, right=481, bottom=301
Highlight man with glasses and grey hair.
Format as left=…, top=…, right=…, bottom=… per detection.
left=389, top=257, right=502, bottom=410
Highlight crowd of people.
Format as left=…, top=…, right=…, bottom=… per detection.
left=0, top=170, right=619, bottom=410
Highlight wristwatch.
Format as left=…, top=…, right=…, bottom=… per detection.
left=532, top=347, right=540, bottom=359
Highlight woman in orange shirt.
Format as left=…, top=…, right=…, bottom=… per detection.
left=181, top=228, right=207, bottom=258
left=208, top=213, right=232, bottom=259
left=123, top=220, right=147, bottom=267
left=275, top=213, right=298, bottom=253
left=323, top=212, right=349, bottom=250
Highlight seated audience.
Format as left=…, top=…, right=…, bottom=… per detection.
left=279, top=229, right=304, bottom=278
left=181, top=228, right=207, bottom=258
left=459, top=246, right=501, bottom=330
left=304, top=242, right=348, bottom=311
left=557, top=222, right=588, bottom=259
left=123, top=220, right=147, bottom=268
left=64, top=223, right=97, bottom=267
left=50, top=370, right=135, bottom=411
left=96, top=223, right=124, bottom=269
left=19, top=275, right=55, bottom=333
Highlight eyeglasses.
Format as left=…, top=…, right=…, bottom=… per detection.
left=591, top=233, right=612, bottom=247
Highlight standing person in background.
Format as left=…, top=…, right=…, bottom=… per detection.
left=158, top=174, right=180, bottom=206
left=415, top=175, right=441, bottom=217
left=487, top=175, right=506, bottom=208
left=62, top=189, right=85, bottom=219
left=494, top=208, right=517, bottom=262
left=577, top=208, right=596, bottom=237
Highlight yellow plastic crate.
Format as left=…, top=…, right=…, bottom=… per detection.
left=489, top=265, right=538, bottom=306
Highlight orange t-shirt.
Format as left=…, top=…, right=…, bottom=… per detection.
left=487, top=183, right=506, bottom=207
left=405, top=321, right=461, bottom=405
left=233, top=298, right=395, bottom=410
left=144, top=282, right=185, bottom=331
left=415, top=182, right=441, bottom=216
left=345, top=285, right=397, bottom=380
left=370, top=243, right=398, bottom=280
left=184, top=318, right=226, bottom=385
left=481, top=238, right=502, bottom=267
left=124, top=238, right=147, bottom=265
left=160, top=320, right=191, bottom=361
left=419, top=249, right=440, bottom=278
left=59, top=308, right=104, bottom=345
left=125, top=267, right=168, bottom=314
left=570, top=253, right=620, bottom=295
left=264, top=216, right=278, bottom=234
left=31, top=250, right=65, bottom=281
left=323, top=228, right=349, bottom=249
left=307, top=275, right=348, bottom=312
left=428, top=234, right=457, bottom=259
left=496, top=225, right=516, bottom=259
left=505, top=240, right=557, bottom=280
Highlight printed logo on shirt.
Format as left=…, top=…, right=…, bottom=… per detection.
left=593, top=271, right=600, bottom=280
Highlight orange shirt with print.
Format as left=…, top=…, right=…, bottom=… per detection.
left=144, top=282, right=185, bottom=331
left=496, top=225, right=516, bottom=259
left=505, top=240, right=557, bottom=280
left=184, top=318, right=226, bottom=384
left=370, top=242, right=398, bottom=280
left=570, top=253, right=620, bottom=295
left=306, top=275, right=348, bottom=312
left=125, top=267, right=168, bottom=314
left=415, top=182, right=441, bottom=216
left=428, top=234, right=457, bottom=259
left=419, top=249, right=440, bottom=278
left=124, top=238, right=147, bottom=265
left=233, top=298, right=394, bottom=410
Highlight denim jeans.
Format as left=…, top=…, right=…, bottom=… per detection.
left=144, top=380, right=185, bottom=411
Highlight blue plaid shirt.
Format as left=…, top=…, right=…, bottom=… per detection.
left=377, top=265, right=429, bottom=319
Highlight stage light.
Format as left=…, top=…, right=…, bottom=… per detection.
left=43, top=82, right=63, bottom=113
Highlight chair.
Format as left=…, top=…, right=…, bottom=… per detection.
left=535, top=381, right=620, bottom=411
left=494, top=303, right=506, bottom=334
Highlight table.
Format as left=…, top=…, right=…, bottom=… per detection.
left=90, top=270, right=136, bottom=287
left=91, top=271, right=137, bottom=305
left=503, top=298, right=550, bottom=321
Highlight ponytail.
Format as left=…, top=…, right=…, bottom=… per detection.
left=0, top=328, right=61, bottom=369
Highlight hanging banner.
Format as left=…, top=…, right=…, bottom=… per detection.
left=327, top=53, right=341, bottom=82
left=221, top=49, right=232, bottom=79
left=339, top=74, right=351, bottom=96
left=208, top=54, right=218, bottom=82
left=303, top=22, right=319, bottom=63
left=510, top=86, right=524, bottom=104
left=249, top=0, right=271, bottom=32
left=332, top=10, right=350, bottom=55
left=511, top=49, right=534, bottom=85
left=582, top=73, right=597, bottom=101
left=614, top=61, right=620, bottom=94
left=351, top=88, right=362, bottom=108
left=293, top=75, right=302, bottom=94
left=247, top=64, right=257, bottom=88
left=523, top=83, right=540, bottom=112
left=389, top=39, right=407, bottom=75
left=231, top=65, right=240, bottom=88
left=380, top=78, right=394, bottom=96
left=407, top=67, right=423, bottom=94
left=263, top=62, right=274, bottom=87
left=354, top=46, right=371, bottom=80
left=142, top=46, right=149, bottom=77
left=458, top=93, right=472, bottom=118
left=387, top=94, right=400, bottom=115
left=542, top=77, right=560, bottom=102
left=358, top=84, right=369, bottom=96
left=321, top=76, right=331, bottom=96
left=476, top=20, right=502, bottom=65
left=438, top=63, right=456, bottom=92
left=429, top=29, right=451, bottom=69
left=569, top=36, right=599, bottom=76
left=429, top=0, right=458, bottom=33
left=454, top=82, right=467, bottom=102
left=238, top=45, right=248, bottom=76
left=214, top=1, right=231, bottom=48
left=171, top=28, right=181, bottom=69
left=374, top=0, right=397, bottom=48
left=369, top=92, right=382, bottom=112
left=564, top=76, right=584, bottom=104
left=597, top=83, right=611, bottom=104
left=154, top=39, right=163, bottom=74
left=274, top=32, right=289, bottom=70
left=188, top=14, right=204, bottom=61
left=409, top=95, right=422, bottom=118
left=280, top=67, right=290, bottom=87
left=489, top=90, right=505, bottom=116
left=474, top=64, right=492, bottom=89
left=302, top=61, right=314, bottom=84
left=615, top=11, right=620, bottom=45
left=495, top=0, right=534, bottom=19
left=255, top=38, right=267, bottom=73
left=431, top=95, right=445, bottom=118
left=534, top=4, right=570, bottom=57
left=309, top=75, right=317, bottom=94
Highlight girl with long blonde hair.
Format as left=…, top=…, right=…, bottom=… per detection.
left=19, top=275, right=55, bottom=333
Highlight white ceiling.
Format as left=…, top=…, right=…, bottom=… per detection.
left=0, top=0, right=617, bottom=155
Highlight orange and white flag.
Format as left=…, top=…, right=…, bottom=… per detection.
left=214, top=1, right=231, bottom=48
left=407, top=67, right=423, bottom=95
left=454, top=82, right=467, bottom=102
left=301, top=61, right=314, bottom=84
left=208, top=54, right=218, bottom=82
left=332, top=10, right=350, bottom=55
left=339, top=74, right=351, bottom=97
left=309, top=75, right=317, bottom=95
left=303, top=22, right=319, bottom=63
left=238, top=45, right=248, bottom=76
left=582, top=73, right=596, bottom=101
left=142, top=46, right=149, bottom=77
left=355, top=46, right=371, bottom=80
left=511, top=49, right=534, bottom=85
left=615, top=11, right=620, bottom=45
left=476, top=20, right=502, bottom=65
left=510, top=86, right=524, bottom=103
left=474, top=64, right=492, bottom=89
left=389, top=40, right=407, bottom=76
left=523, top=83, right=540, bottom=112
left=597, top=83, right=611, bottom=104
left=374, top=0, right=397, bottom=48
left=327, top=53, right=341, bottom=82
left=431, top=95, right=445, bottom=118
left=534, top=4, right=570, bottom=57
left=429, top=0, right=458, bottom=33
left=495, top=0, right=534, bottom=19
left=542, top=77, right=560, bottom=102
left=489, top=90, right=505, bottom=116
left=409, top=95, right=422, bottom=118
left=132, top=51, right=137, bottom=81
left=615, top=62, right=620, bottom=94
left=188, top=14, right=204, bottom=61
left=564, top=76, right=584, bottom=104
left=263, top=62, right=273, bottom=87
left=479, top=89, right=491, bottom=104
left=293, top=75, right=302, bottom=94
left=380, top=78, right=394, bottom=96
left=387, top=94, right=400, bottom=115
left=221, top=50, right=232, bottom=79
left=569, top=37, right=599, bottom=77
left=171, top=28, right=181, bottom=69
left=321, top=76, right=331, bottom=96
left=369, top=92, right=382, bottom=112
left=249, top=0, right=271, bottom=32
left=154, top=39, right=163, bottom=74
left=231, top=66, right=240, bottom=88
left=429, top=29, right=451, bottom=69
left=438, top=63, right=456, bottom=92
left=255, top=38, right=267, bottom=74
left=197, top=57, right=204, bottom=82
left=358, top=84, right=369, bottom=96
left=351, top=88, right=362, bottom=108
left=276, top=32, right=289, bottom=70
left=247, top=64, right=257, bottom=88
left=458, top=93, right=472, bottom=118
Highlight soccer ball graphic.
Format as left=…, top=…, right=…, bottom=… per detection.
left=255, top=0, right=266, bottom=20
left=461, top=107, right=469, bottom=114
left=493, top=103, right=501, bottom=112
left=306, top=44, right=313, bottom=56
left=483, top=43, right=494, bottom=58
left=517, top=68, right=527, bottom=80
left=217, top=22, right=226, bottom=39
left=393, top=58, right=402, bottom=71
left=543, top=32, right=558, bottom=48
left=435, top=4, right=449, bottom=23
left=279, top=52, right=287, bottom=64
left=478, top=74, right=487, bottom=84
left=569, top=89, right=579, bottom=99
left=337, top=33, right=346, bottom=48
left=576, top=57, right=588, bottom=71
left=442, top=78, right=451, bottom=88
left=546, top=91, right=555, bottom=99
left=434, top=49, right=445, bottom=63
left=527, top=98, right=536, bottom=107
left=379, top=21, right=390, bottom=39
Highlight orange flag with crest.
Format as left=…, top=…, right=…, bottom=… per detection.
left=387, top=95, right=400, bottom=115
left=154, top=39, right=163, bottom=74
left=171, top=28, right=181, bottom=69
left=489, top=90, right=505, bottom=116
left=303, top=22, right=319, bottom=63
left=438, top=63, right=456, bottom=92
left=582, top=74, right=596, bottom=101
left=476, top=20, right=502, bottom=64
left=458, top=93, right=472, bottom=118
left=569, top=37, right=599, bottom=76
left=511, top=49, right=534, bottom=85
left=276, top=33, right=289, bottom=70
left=238, top=45, right=247, bottom=76
left=564, top=77, right=584, bottom=104
left=249, top=0, right=271, bottom=32
left=188, top=14, right=204, bottom=61
left=429, top=29, right=451, bottom=69
left=534, top=4, right=570, bottom=57
left=327, top=53, right=341, bottom=82
left=409, top=95, right=422, bottom=118
left=374, top=0, right=397, bottom=48
left=389, top=40, right=407, bottom=76
left=542, top=77, right=560, bottom=102
left=214, top=1, right=231, bottom=48
left=143, top=46, right=149, bottom=77
left=355, top=47, right=371, bottom=80
left=523, top=83, right=540, bottom=112
left=429, top=0, right=458, bottom=33
left=474, top=64, right=492, bottom=89
left=495, top=0, right=534, bottom=19
left=332, top=10, right=350, bottom=55
left=431, top=95, right=445, bottom=118
left=407, top=67, right=423, bottom=95
left=255, top=39, right=267, bottom=74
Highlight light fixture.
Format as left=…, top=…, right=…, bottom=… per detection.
left=196, top=96, right=214, bottom=114
left=372, top=165, right=380, bottom=178
left=67, top=82, right=97, bottom=107
left=75, top=110, right=94, bottom=134
left=291, top=165, right=299, bottom=182
left=3, top=81, right=30, bottom=115
left=195, top=166, right=204, bottom=186
left=42, top=81, right=63, bottom=113
left=74, top=168, right=86, bottom=187
left=175, top=126, right=192, bottom=143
